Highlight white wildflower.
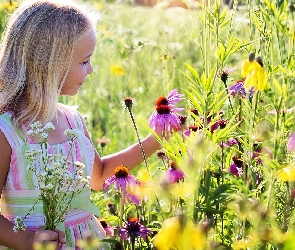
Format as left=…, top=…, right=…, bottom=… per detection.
left=74, top=161, right=85, bottom=169
left=43, top=122, right=55, bottom=131
left=46, top=183, right=54, bottom=189
left=64, top=128, right=81, bottom=139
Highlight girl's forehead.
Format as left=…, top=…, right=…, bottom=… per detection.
left=74, top=30, right=96, bottom=59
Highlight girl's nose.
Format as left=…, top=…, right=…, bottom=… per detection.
left=87, top=64, right=93, bottom=74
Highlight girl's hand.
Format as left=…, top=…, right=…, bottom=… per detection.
left=29, top=229, right=66, bottom=249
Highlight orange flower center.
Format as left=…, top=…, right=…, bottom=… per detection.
left=156, top=96, right=169, bottom=106
left=128, top=217, right=138, bottom=223
left=114, top=165, right=129, bottom=178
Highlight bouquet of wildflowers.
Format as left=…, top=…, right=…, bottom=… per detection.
left=14, top=121, right=90, bottom=232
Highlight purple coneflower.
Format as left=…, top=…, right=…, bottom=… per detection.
left=149, top=105, right=183, bottom=132
left=183, top=125, right=199, bottom=137
left=100, top=220, right=114, bottom=237
left=150, top=90, right=185, bottom=132
left=118, top=217, right=151, bottom=247
left=166, top=161, right=185, bottom=183
left=166, top=89, right=184, bottom=106
left=229, top=157, right=243, bottom=177
left=247, top=142, right=272, bottom=165
left=103, top=165, right=139, bottom=202
left=229, top=80, right=247, bottom=98
left=210, top=119, right=227, bottom=133
left=219, top=138, right=238, bottom=148
left=288, top=132, right=295, bottom=152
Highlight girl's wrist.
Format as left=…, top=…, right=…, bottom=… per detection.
left=24, top=231, right=34, bottom=250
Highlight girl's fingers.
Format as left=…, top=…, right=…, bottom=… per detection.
left=54, top=229, right=66, bottom=244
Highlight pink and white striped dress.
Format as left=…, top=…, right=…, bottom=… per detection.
left=0, top=107, right=110, bottom=249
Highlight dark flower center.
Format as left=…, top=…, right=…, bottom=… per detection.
left=156, top=105, right=171, bottom=114
left=157, top=151, right=166, bottom=159
left=178, top=115, right=187, bottom=125
left=190, top=109, right=198, bottom=116
left=123, top=97, right=133, bottom=109
left=233, top=157, right=243, bottom=167
left=189, top=126, right=199, bottom=132
left=156, top=96, right=169, bottom=106
left=218, top=120, right=227, bottom=129
left=100, top=220, right=108, bottom=228
left=114, top=165, right=129, bottom=178
left=126, top=218, right=141, bottom=235
left=170, top=161, right=177, bottom=170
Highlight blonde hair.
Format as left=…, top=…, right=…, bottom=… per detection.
left=0, top=0, right=98, bottom=127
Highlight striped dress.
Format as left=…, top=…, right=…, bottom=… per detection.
left=0, top=107, right=109, bottom=249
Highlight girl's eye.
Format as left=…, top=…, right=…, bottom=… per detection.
left=82, top=61, right=89, bottom=65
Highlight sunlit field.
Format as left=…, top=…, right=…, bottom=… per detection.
left=3, top=0, right=295, bottom=249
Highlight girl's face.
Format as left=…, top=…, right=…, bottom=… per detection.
left=60, top=29, right=96, bottom=96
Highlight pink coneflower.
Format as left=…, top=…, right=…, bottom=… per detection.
left=118, top=217, right=151, bottom=243
left=210, top=119, right=227, bottom=133
left=183, top=126, right=199, bottom=137
left=228, top=80, right=247, bottom=98
left=100, top=220, right=114, bottom=237
left=166, top=89, right=184, bottom=106
left=150, top=90, right=185, bottom=132
left=247, top=142, right=272, bottom=165
left=229, top=157, right=243, bottom=177
left=220, top=138, right=238, bottom=148
left=103, top=165, right=139, bottom=201
left=166, top=161, right=185, bottom=183
left=287, top=132, right=295, bottom=152
left=149, top=105, right=183, bottom=132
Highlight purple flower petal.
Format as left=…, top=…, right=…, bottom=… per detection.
left=167, top=89, right=184, bottom=106
left=288, top=132, right=295, bottom=152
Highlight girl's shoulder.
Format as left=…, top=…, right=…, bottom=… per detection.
left=58, top=103, right=85, bottom=131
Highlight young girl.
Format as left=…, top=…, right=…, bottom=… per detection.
left=0, top=0, right=161, bottom=249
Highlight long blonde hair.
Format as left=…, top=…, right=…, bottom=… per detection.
left=0, top=0, right=98, bottom=127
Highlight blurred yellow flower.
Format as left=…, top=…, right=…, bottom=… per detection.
left=110, top=66, right=125, bottom=75
left=92, top=2, right=104, bottom=10
left=277, top=163, right=295, bottom=181
left=76, top=231, right=101, bottom=249
left=241, top=55, right=267, bottom=91
left=170, top=182, right=195, bottom=199
left=232, top=238, right=253, bottom=250
left=0, top=1, right=18, bottom=11
left=153, top=217, right=206, bottom=250
left=33, top=242, right=56, bottom=250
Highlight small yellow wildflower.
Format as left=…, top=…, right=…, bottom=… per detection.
left=153, top=217, right=206, bottom=250
left=76, top=231, right=101, bottom=249
left=33, top=242, right=56, bottom=250
left=92, top=2, right=104, bottom=10
left=0, top=1, right=18, bottom=12
left=241, top=52, right=267, bottom=91
left=110, top=66, right=125, bottom=76
left=277, top=163, right=295, bottom=181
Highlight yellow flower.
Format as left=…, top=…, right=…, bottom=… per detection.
left=110, top=66, right=125, bottom=75
left=241, top=54, right=267, bottom=91
left=33, top=242, right=56, bottom=250
left=0, top=1, right=18, bottom=11
left=277, top=162, right=295, bottom=181
left=153, top=217, right=206, bottom=250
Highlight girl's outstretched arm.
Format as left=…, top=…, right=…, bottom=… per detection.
left=0, top=131, right=66, bottom=249
left=79, top=117, right=161, bottom=191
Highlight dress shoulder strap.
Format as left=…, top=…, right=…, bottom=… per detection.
left=0, top=112, right=25, bottom=148
left=59, top=104, right=85, bottom=133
